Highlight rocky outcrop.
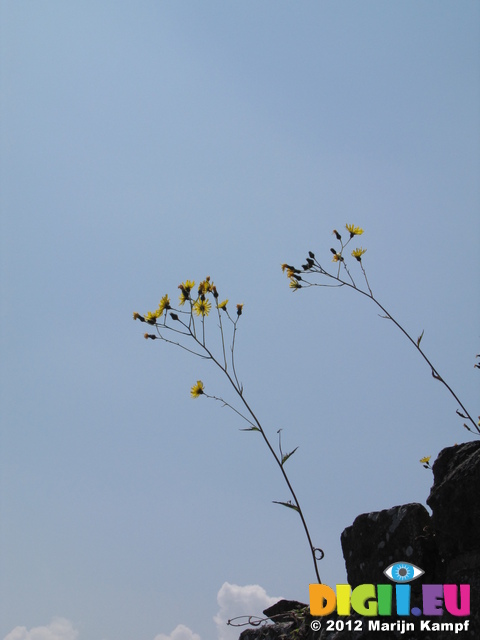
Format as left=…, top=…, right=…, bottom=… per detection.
left=340, top=502, right=436, bottom=587
left=239, top=441, right=480, bottom=640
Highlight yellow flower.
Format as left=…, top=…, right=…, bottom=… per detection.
left=198, top=277, right=213, bottom=295
left=190, top=380, right=204, bottom=398
left=332, top=253, right=344, bottom=263
left=178, top=280, right=195, bottom=305
left=351, top=247, right=367, bottom=261
left=420, top=456, right=431, bottom=465
left=193, top=298, right=212, bottom=316
left=182, top=280, right=195, bottom=291
left=346, top=224, right=364, bottom=237
left=218, top=299, right=228, bottom=311
left=289, top=278, right=302, bottom=290
left=144, top=310, right=159, bottom=324
left=281, top=264, right=296, bottom=278
left=157, top=294, right=171, bottom=316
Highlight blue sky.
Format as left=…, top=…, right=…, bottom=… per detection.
left=1, top=2, right=479, bottom=639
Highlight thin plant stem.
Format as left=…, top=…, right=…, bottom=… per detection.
left=188, top=330, right=323, bottom=584
left=296, top=259, right=479, bottom=435
left=136, top=291, right=324, bottom=584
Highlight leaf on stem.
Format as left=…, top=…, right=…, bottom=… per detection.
left=417, top=330, right=424, bottom=347
left=240, top=426, right=260, bottom=432
left=272, top=500, right=300, bottom=512
left=281, top=447, right=299, bottom=466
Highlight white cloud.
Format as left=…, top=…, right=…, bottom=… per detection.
left=214, top=583, right=282, bottom=640
left=4, top=584, right=279, bottom=640
left=3, top=618, right=78, bottom=640
left=153, top=625, right=201, bottom=640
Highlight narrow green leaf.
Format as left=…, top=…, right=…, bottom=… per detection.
left=281, top=446, right=299, bottom=466
left=417, top=329, right=424, bottom=347
left=240, top=426, right=260, bottom=432
left=272, top=500, right=300, bottom=512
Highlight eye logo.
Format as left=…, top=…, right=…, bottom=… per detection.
left=383, top=562, right=424, bottom=583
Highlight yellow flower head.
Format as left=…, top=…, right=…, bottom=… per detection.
left=332, top=253, right=344, bottom=263
left=218, top=299, right=228, bottom=311
left=157, top=294, right=171, bottom=316
left=351, top=247, right=367, bottom=261
left=193, top=298, right=212, bottom=316
left=198, top=277, right=213, bottom=295
left=420, top=456, right=431, bottom=464
left=289, top=278, right=302, bottom=290
left=346, top=224, right=364, bottom=237
left=144, top=310, right=159, bottom=324
left=281, top=263, right=296, bottom=278
left=182, top=280, right=195, bottom=292
left=190, top=380, right=204, bottom=398
left=178, top=280, right=195, bottom=306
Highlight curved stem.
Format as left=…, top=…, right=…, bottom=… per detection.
left=309, top=267, right=479, bottom=435
left=191, top=332, right=323, bottom=583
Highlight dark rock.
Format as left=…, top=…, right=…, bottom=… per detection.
left=239, top=442, right=480, bottom=639
left=239, top=621, right=296, bottom=640
left=263, top=599, right=308, bottom=623
left=340, top=503, right=434, bottom=587
left=427, top=441, right=480, bottom=558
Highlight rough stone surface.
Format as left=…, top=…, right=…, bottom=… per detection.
left=263, top=600, right=308, bottom=623
left=340, top=503, right=434, bottom=587
left=237, top=441, right=479, bottom=640
left=427, top=441, right=480, bottom=558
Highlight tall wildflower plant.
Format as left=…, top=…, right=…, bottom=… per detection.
left=133, top=277, right=324, bottom=583
left=283, top=224, right=480, bottom=444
